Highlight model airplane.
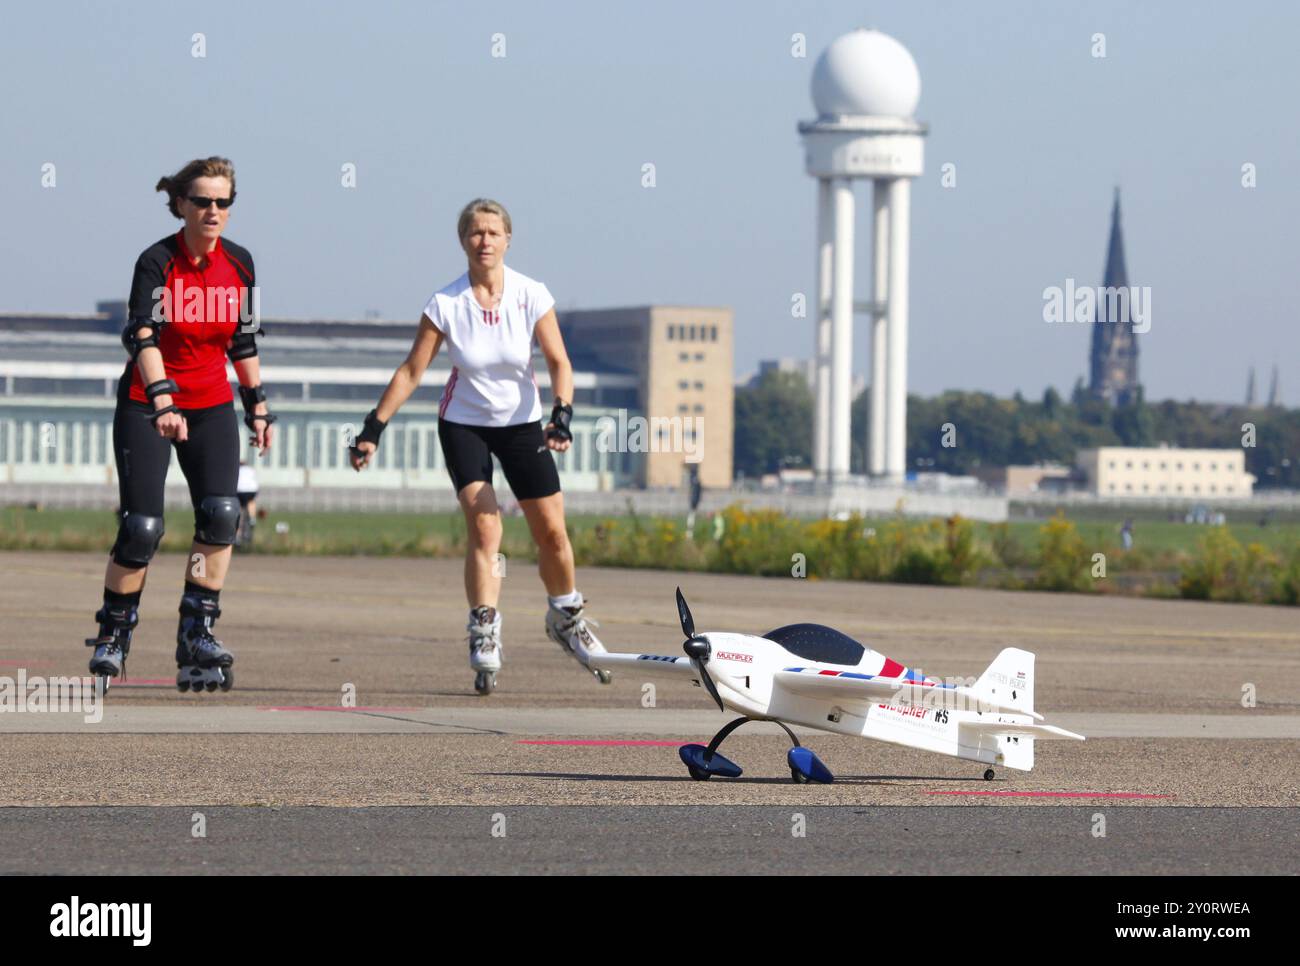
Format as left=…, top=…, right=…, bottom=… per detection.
left=585, top=588, right=1085, bottom=784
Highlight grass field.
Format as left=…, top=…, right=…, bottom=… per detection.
left=3, top=505, right=1297, bottom=561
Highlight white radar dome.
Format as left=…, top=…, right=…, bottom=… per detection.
left=811, top=28, right=921, bottom=119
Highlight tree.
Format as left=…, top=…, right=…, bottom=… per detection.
left=733, top=370, right=813, bottom=478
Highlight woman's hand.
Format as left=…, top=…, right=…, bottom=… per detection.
left=543, top=423, right=571, bottom=452
left=248, top=404, right=274, bottom=455
left=350, top=440, right=376, bottom=470
left=153, top=403, right=188, bottom=442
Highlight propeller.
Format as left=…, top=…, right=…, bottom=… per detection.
left=676, top=587, right=724, bottom=712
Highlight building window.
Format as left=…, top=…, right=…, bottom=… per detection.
left=1210, top=462, right=1217, bottom=471
left=694, top=352, right=704, bottom=361
left=1109, top=461, right=1117, bottom=469
left=667, top=326, right=675, bottom=340
left=1125, top=461, right=1133, bottom=469
left=678, top=404, right=688, bottom=413
left=711, top=326, right=718, bottom=341
left=678, top=380, right=689, bottom=390
left=1109, top=483, right=1116, bottom=492
left=1176, top=463, right=1183, bottom=471
left=1160, top=462, right=1167, bottom=470
left=688, top=325, right=697, bottom=340
left=1142, top=461, right=1150, bottom=470
left=693, top=404, right=703, bottom=413
left=679, top=352, right=689, bottom=362
left=693, top=381, right=703, bottom=390
left=1193, top=462, right=1200, bottom=471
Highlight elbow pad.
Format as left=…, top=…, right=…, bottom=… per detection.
left=121, top=317, right=162, bottom=361
left=227, top=324, right=264, bottom=363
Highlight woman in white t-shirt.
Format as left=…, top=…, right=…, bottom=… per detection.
left=350, top=198, right=609, bottom=695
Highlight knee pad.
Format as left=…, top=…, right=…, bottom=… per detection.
left=111, top=513, right=165, bottom=567
left=195, top=496, right=241, bottom=546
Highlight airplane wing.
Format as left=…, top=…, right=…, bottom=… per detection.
left=586, top=652, right=697, bottom=677
left=959, top=721, right=1085, bottom=741
left=774, top=667, right=1044, bottom=720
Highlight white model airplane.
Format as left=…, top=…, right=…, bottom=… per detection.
left=585, top=589, right=1085, bottom=784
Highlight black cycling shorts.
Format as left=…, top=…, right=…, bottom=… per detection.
left=437, top=418, right=561, bottom=501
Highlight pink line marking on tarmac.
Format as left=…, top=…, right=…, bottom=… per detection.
left=927, top=790, right=1172, bottom=799
left=257, top=705, right=425, bottom=712
left=517, top=740, right=693, bottom=747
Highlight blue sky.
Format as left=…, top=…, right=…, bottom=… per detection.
left=2, top=0, right=1296, bottom=404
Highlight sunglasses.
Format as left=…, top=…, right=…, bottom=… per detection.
left=187, top=195, right=234, bottom=210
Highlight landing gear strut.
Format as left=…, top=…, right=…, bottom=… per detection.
left=678, top=716, right=834, bottom=784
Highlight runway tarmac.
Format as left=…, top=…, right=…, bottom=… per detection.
left=2, top=551, right=1297, bottom=874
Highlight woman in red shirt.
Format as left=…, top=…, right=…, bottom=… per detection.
left=85, top=157, right=276, bottom=694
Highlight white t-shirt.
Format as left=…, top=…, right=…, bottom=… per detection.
left=421, top=265, right=555, bottom=427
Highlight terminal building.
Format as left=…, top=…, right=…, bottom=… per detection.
left=0, top=301, right=733, bottom=496
left=1074, top=446, right=1255, bottom=499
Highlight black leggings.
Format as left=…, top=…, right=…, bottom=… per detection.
left=113, top=372, right=239, bottom=532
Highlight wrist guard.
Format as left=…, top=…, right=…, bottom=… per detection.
left=547, top=399, right=574, bottom=443
left=145, top=379, right=178, bottom=401
left=355, top=409, right=387, bottom=448
left=239, top=384, right=277, bottom=432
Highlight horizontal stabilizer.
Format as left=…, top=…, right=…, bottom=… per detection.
left=959, top=721, right=1085, bottom=741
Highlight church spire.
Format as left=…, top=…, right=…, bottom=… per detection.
left=1089, top=187, right=1140, bottom=405
left=1103, top=187, right=1128, bottom=290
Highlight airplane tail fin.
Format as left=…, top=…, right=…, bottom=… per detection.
left=971, top=648, right=1035, bottom=716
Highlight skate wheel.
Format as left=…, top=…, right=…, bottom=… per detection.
left=983, top=768, right=995, bottom=781
left=204, top=678, right=219, bottom=693
left=474, top=671, right=496, bottom=695
left=790, top=768, right=809, bottom=784
left=593, top=669, right=612, bottom=685
left=177, top=679, right=191, bottom=693
left=687, top=766, right=711, bottom=781
left=219, top=669, right=234, bottom=692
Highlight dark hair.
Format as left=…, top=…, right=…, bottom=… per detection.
left=155, top=157, right=236, bottom=219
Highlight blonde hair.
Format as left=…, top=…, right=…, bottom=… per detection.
left=457, top=198, right=512, bottom=242
left=155, top=157, right=236, bottom=219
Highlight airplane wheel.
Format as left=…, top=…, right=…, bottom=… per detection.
left=983, top=768, right=995, bottom=781
left=790, top=769, right=809, bottom=785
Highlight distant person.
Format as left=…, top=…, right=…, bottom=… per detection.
left=84, top=157, right=275, bottom=694
left=235, top=460, right=260, bottom=550
left=349, top=198, right=608, bottom=695
left=1120, top=518, right=1133, bottom=551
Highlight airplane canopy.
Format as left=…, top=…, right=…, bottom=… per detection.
left=761, top=623, right=866, bottom=666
